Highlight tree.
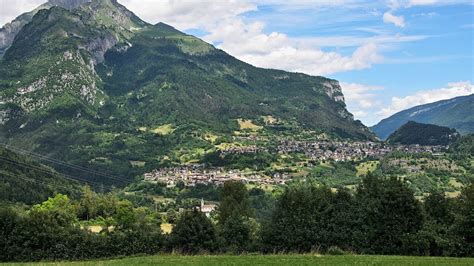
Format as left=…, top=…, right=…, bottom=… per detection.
left=261, top=184, right=340, bottom=252
left=113, top=200, right=137, bottom=230
left=354, top=174, right=423, bottom=254
left=219, top=213, right=252, bottom=252
left=452, top=183, right=474, bottom=256
left=80, top=186, right=98, bottom=221
left=21, top=194, right=82, bottom=261
left=217, top=181, right=254, bottom=252
left=97, top=192, right=118, bottom=218
left=170, top=209, right=217, bottom=253
left=166, top=209, right=178, bottom=224
left=0, top=207, right=23, bottom=261
left=404, top=191, right=457, bottom=256
left=30, top=194, right=77, bottom=227
left=424, top=191, right=453, bottom=224
left=218, top=181, right=252, bottom=225
left=329, top=188, right=358, bottom=250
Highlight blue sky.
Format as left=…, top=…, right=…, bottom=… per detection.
left=1, top=0, right=473, bottom=125
left=204, top=0, right=473, bottom=125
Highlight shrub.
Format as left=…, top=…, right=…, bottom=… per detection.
left=326, top=246, right=346, bottom=255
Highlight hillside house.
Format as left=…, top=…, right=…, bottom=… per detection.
left=200, top=199, right=217, bottom=217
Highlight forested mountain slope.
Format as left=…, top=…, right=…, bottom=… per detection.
left=387, top=121, right=460, bottom=146
left=0, top=146, right=80, bottom=204
left=0, top=0, right=374, bottom=185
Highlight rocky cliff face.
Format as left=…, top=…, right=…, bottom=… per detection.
left=322, top=80, right=345, bottom=103
left=85, top=33, right=118, bottom=64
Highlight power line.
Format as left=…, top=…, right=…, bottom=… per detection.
left=0, top=156, right=101, bottom=187
left=1, top=143, right=130, bottom=183
left=0, top=156, right=103, bottom=187
left=0, top=170, right=80, bottom=193
left=0, top=143, right=128, bottom=182
left=0, top=143, right=131, bottom=184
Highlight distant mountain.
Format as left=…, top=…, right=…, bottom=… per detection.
left=371, top=94, right=474, bottom=140
left=386, top=121, right=459, bottom=146
left=0, top=146, right=80, bottom=204
left=0, top=0, right=374, bottom=185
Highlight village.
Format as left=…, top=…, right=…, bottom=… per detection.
left=144, top=164, right=288, bottom=188
left=276, top=140, right=446, bottom=161
left=144, top=140, right=448, bottom=187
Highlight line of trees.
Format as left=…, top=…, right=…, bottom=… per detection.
left=1, top=176, right=473, bottom=262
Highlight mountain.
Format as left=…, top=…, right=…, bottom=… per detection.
left=386, top=121, right=459, bottom=146
left=0, top=0, right=93, bottom=56
left=0, top=0, right=374, bottom=185
left=371, top=94, right=474, bottom=140
left=0, top=146, right=80, bottom=204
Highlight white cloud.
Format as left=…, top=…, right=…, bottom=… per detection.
left=118, top=0, right=257, bottom=30
left=408, top=0, right=438, bottom=5
left=340, top=82, right=384, bottom=124
left=341, top=82, right=383, bottom=108
left=235, top=42, right=380, bottom=76
left=119, top=0, right=384, bottom=75
left=383, top=12, right=405, bottom=27
left=200, top=15, right=382, bottom=75
left=378, top=81, right=474, bottom=118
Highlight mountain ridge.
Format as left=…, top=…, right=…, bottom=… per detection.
left=371, top=94, right=474, bottom=140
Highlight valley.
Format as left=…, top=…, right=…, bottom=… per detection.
left=0, top=0, right=472, bottom=264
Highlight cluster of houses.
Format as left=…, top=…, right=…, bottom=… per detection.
left=219, top=145, right=267, bottom=155
left=276, top=140, right=446, bottom=162
left=144, top=140, right=448, bottom=187
left=144, top=164, right=287, bottom=187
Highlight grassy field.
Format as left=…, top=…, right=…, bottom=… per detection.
left=4, top=255, right=473, bottom=266
left=356, top=161, right=379, bottom=177
left=152, top=124, right=175, bottom=135
left=237, top=119, right=263, bottom=131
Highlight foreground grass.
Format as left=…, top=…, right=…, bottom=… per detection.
left=4, top=255, right=474, bottom=266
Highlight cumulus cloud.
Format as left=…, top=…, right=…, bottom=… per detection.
left=244, top=43, right=380, bottom=76
left=341, top=82, right=383, bottom=109
left=378, top=81, right=474, bottom=118
left=383, top=12, right=405, bottom=27
left=118, top=0, right=257, bottom=30
left=203, top=17, right=382, bottom=75
left=340, top=82, right=384, bottom=124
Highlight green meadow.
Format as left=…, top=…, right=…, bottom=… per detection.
left=4, top=255, right=474, bottom=266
